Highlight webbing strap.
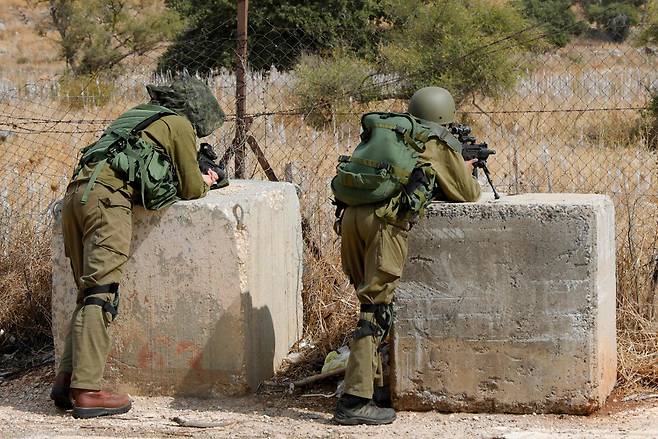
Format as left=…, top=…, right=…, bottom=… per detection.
left=83, top=297, right=118, bottom=318
left=352, top=319, right=383, bottom=340
left=359, top=303, right=394, bottom=343
left=80, top=159, right=108, bottom=204
left=132, top=111, right=173, bottom=134
left=371, top=122, right=396, bottom=130
left=401, top=130, right=425, bottom=153
left=82, top=283, right=120, bottom=318
left=432, top=125, right=462, bottom=152
left=347, top=157, right=410, bottom=180
left=83, top=283, right=119, bottom=296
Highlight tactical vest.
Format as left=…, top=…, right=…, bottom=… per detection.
left=331, top=112, right=462, bottom=220
left=72, top=104, right=181, bottom=210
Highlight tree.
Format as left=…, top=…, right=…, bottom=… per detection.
left=517, top=0, right=586, bottom=47
left=585, top=1, right=642, bottom=42
left=46, top=0, right=184, bottom=75
left=158, top=0, right=386, bottom=74
left=292, top=0, right=539, bottom=127
left=379, top=0, right=539, bottom=103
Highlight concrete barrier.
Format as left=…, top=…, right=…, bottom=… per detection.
left=52, top=180, right=303, bottom=396
left=392, top=194, right=616, bottom=414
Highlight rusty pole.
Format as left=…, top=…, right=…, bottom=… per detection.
left=234, top=0, right=248, bottom=178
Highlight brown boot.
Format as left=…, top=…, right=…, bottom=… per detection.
left=71, top=388, right=132, bottom=419
left=50, top=372, right=73, bottom=410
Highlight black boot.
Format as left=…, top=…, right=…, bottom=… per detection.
left=333, top=394, right=396, bottom=425
left=373, top=386, right=391, bottom=408
left=50, top=372, right=73, bottom=410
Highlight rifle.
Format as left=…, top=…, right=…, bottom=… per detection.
left=198, top=143, right=229, bottom=190
left=450, top=124, right=500, bottom=199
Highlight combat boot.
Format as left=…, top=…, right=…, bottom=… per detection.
left=333, top=394, right=396, bottom=425
left=71, top=388, right=132, bottom=419
left=50, top=372, right=73, bottom=410
left=373, top=385, right=391, bottom=408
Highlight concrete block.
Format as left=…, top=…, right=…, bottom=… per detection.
left=392, top=193, right=616, bottom=414
left=52, top=180, right=303, bottom=396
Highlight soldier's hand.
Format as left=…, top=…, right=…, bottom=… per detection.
left=202, top=169, right=219, bottom=186
left=465, top=159, right=477, bottom=174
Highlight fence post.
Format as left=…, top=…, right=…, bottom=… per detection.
left=235, top=0, right=249, bottom=178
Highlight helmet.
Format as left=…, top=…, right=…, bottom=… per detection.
left=407, top=86, right=456, bottom=125
left=146, top=76, right=225, bottom=137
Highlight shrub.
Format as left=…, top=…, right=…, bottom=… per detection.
left=586, top=2, right=641, bottom=42
left=635, top=0, right=658, bottom=45
left=292, top=51, right=379, bottom=127
left=517, top=0, right=587, bottom=47
left=379, top=0, right=538, bottom=103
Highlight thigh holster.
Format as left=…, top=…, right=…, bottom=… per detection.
left=352, top=303, right=394, bottom=341
left=82, top=283, right=120, bottom=319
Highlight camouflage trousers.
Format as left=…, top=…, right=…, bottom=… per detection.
left=339, top=205, right=409, bottom=399
left=58, top=181, right=133, bottom=390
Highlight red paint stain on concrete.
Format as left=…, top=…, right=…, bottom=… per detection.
left=176, top=340, right=195, bottom=354
left=137, top=346, right=155, bottom=368
left=153, top=335, right=173, bottom=347
left=189, top=352, right=204, bottom=370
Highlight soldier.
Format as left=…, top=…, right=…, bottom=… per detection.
left=332, top=87, right=481, bottom=425
left=50, top=77, right=225, bottom=419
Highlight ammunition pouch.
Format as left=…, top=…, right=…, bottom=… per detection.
left=82, top=283, right=120, bottom=319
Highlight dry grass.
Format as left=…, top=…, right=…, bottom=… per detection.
left=0, top=223, right=52, bottom=347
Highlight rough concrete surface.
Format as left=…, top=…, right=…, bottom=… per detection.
left=392, top=193, right=617, bottom=414
left=51, top=180, right=303, bottom=396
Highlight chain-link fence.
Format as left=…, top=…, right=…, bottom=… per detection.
left=1, top=16, right=657, bottom=385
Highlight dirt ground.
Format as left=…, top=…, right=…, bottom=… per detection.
left=1, top=368, right=657, bottom=439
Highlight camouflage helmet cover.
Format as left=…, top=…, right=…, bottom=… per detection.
left=146, top=76, right=225, bottom=137
left=407, top=86, right=456, bottom=125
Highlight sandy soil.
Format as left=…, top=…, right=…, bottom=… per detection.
left=1, top=368, right=657, bottom=439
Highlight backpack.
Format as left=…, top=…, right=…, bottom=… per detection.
left=72, top=104, right=181, bottom=210
left=331, top=112, right=462, bottom=219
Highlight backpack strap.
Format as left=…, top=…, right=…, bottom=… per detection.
left=427, top=124, right=463, bottom=153
left=80, top=159, right=108, bottom=204
left=79, top=111, right=174, bottom=204
left=370, top=121, right=426, bottom=153
left=338, top=155, right=411, bottom=183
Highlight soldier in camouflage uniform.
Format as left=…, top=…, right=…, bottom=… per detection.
left=333, top=87, right=481, bottom=425
left=50, top=77, right=225, bottom=419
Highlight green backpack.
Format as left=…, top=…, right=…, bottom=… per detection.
left=72, top=104, right=181, bottom=210
left=331, top=112, right=461, bottom=218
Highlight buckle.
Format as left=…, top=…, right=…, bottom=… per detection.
left=377, top=161, right=391, bottom=171
left=338, top=155, right=351, bottom=163
left=394, top=125, right=406, bottom=135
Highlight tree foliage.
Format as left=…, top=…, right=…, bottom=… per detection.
left=292, top=51, right=379, bottom=126
left=379, top=0, right=538, bottom=103
left=636, top=0, right=658, bottom=44
left=517, top=0, right=586, bottom=47
left=46, top=0, right=184, bottom=75
left=159, top=0, right=385, bottom=73
left=292, top=0, right=538, bottom=127
left=585, top=1, right=642, bottom=42
left=517, top=1, right=648, bottom=45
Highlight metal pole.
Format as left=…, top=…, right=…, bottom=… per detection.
left=235, top=0, right=248, bottom=178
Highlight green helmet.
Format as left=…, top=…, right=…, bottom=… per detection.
left=146, top=76, right=225, bottom=137
left=407, top=86, right=456, bottom=125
